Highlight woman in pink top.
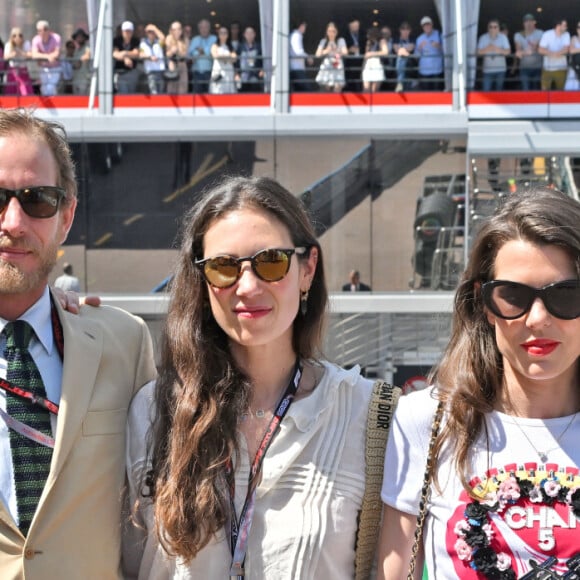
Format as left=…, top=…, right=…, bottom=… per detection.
left=4, top=27, right=34, bottom=95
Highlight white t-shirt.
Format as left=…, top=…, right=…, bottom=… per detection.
left=124, top=361, right=373, bottom=579
left=540, top=29, right=571, bottom=71
left=382, top=387, right=580, bottom=579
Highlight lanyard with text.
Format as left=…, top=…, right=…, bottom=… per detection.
left=228, top=360, right=302, bottom=579
left=0, top=298, right=64, bottom=447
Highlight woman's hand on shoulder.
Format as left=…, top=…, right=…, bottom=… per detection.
left=53, top=287, right=101, bottom=314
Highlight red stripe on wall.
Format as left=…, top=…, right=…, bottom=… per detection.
left=0, top=96, right=95, bottom=108
left=467, top=91, right=580, bottom=105
left=290, top=92, right=453, bottom=106
left=113, top=93, right=270, bottom=107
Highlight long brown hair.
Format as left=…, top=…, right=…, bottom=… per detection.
left=431, top=187, right=580, bottom=492
left=147, top=175, right=328, bottom=560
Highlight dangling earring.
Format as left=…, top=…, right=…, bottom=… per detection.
left=300, top=290, right=309, bottom=316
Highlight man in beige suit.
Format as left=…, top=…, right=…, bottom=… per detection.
left=0, top=109, right=156, bottom=578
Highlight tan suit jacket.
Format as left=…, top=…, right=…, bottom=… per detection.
left=0, top=295, right=157, bottom=579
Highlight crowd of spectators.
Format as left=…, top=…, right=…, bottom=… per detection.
left=0, top=20, right=92, bottom=96
left=0, top=17, right=263, bottom=96
left=297, top=13, right=580, bottom=94
left=112, top=17, right=265, bottom=95
left=2, top=13, right=580, bottom=96
left=292, top=15, right=445, bottom=92
left=476, top=13, right=580, bottom=91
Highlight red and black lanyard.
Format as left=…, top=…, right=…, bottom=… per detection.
left=0, top=299, right=64, bottom=417
left=228, top=359, right=301, bottom=579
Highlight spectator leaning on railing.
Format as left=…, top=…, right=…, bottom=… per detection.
left=209, top=26, right=237, bottom=95
left=514, top=13, right=543, bottom=90
left=60, top=40, right=76, bottom=94
left=569, top=22, right=580, bottom=90
left=187, top=18, right=216, bottom=94
left=344, top=17, right=364, bottom=92
left=71, top=28, right=91, bottom=95
left=415, top=16, right=443, bottom=91
left=140, top=24, right=166, bottom=95
left=289, top=20, right=313, bottom=92
left=539, top=17, right=570, bottom=91
left=164, top=21, right=189, bottom=95
left=238, top=26, right=263, bottom=93
left=113, top=21, right=141, bottom=94
left=362, top=26, right=389, bottom=93
left=477, top=18, right=511, bottom=91
left=31, top=20, right=61, bottom=96
left=315, top=22, right=347, bottom=93
left=393, top=21, right=415, bottom=92
left=3, top=27, right=33, bottom=96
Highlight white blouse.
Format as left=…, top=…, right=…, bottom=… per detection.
left=123, top=361, right=373, bottom=579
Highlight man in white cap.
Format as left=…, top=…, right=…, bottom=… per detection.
left=113, top=20, right=141, bottom=93
left=415, top=16, right=443, bottom=90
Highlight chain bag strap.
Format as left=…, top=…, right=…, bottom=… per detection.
left=407, top=400, right=444, bottom=580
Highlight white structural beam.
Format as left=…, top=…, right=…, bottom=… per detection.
left=468, top=120, right=580, bottom=156
left=54, top=111, right=468, bottom=142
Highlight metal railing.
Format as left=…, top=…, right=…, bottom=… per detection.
left=292, top=53, right=454, bottom=93
left=466, top=53, right=578, bottom=91
left=0, top=57, right=94, bottom=96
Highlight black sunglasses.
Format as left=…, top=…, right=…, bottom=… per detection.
left=195, top=247, right=308, bottom=288
left=481, top=279, right=580, bottom=320
left=0, top=186, right=66, bottom=219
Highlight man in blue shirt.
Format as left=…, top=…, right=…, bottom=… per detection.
left=415, top=16, right=444, bottom=90
left=187, top=18, right=217, bottom=93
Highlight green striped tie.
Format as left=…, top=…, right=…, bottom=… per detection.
left=3, top=321, right=53, bottom=535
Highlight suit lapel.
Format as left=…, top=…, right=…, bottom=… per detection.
left=45, top=297, right=103, bottom=483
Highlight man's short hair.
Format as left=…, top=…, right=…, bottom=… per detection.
left=0, top=109, right=77, bottom=201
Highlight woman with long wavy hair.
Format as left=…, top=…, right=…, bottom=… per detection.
left=379, top=187, right=580, bottom=579
left=123, top=175, right=373, bottom=578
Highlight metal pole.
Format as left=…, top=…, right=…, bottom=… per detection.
left=88, top=0, right=113, bottom=115
left=269, top=0, right=278, bottom=113
left=88, top=0, right=106, bottom=110
left=454, top=0, right=466, bottom=111
left=277, top=0, right=290, bottom=113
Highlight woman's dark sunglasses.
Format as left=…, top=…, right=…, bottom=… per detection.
left=481, top=279, right=580, bottom=320
left=195, top=247, right=308, bottom=288
left=0, top=186, right=66, bottom=219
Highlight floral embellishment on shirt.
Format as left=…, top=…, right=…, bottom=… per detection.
left=454, top=467, right=580, bottom=579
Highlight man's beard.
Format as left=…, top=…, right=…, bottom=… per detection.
left=0, top=238, right=59, bottom=295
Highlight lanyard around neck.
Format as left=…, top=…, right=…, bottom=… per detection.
left=228, top=359, right=302, bottom=578
left=0, top=297, right=64, bottom=416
